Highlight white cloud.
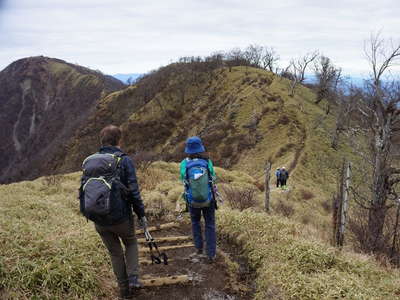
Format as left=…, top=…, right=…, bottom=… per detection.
left=0, top=0, right=399, bottom=75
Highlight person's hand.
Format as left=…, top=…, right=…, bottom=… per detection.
left=139, top=216, right=148, bottom=230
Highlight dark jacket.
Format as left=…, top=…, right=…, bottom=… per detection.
left=98, top=146, right=145, bottom=222
left=280, top=169, right=289, bottom=180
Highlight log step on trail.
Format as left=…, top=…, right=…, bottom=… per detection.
left=141, top=275, right=191, bottom=287
left=135, top=222, right=179, bottom=234
left=139, top=243, right=193, bottom=254
left=137, top=235, right=191, bottom=244
left=137, top=222, right=194, bottom=290
left=140, top=258, right=175, bottom=266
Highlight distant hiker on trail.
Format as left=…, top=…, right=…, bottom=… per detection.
left=180, top=136, right=218, bottom=263
left=280, top=166, right=289, bottom=189
left=79, top=125, right=147, bottom=300
left=275, top=168, right=281, bottom=187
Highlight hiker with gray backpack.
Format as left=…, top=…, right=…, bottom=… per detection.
left=280, top=166, right=289, bottom=189
left=79, top=125, right=147, bottom=300
left=180, top=136, right=218, bottom=263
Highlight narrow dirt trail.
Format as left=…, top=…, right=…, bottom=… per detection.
left=110, top=220, right=254, bottom=300
left=102, top=222, right=253, bottom=300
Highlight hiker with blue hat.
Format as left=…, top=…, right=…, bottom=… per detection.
left=179, top=136, right=218, bottom=263
left=280, top=166, right=289, bottom=190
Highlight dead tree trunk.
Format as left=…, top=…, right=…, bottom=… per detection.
left=334, top=159, right=351, bottom=247
left=338, top=161, right=351, bottom=247
left=264, top=161, right=271, bottom=212
left=367, top=112, right=393, bottom=251
left=332, top=193, right=340, bottom=246
left=288, top=78, right=298, bottom=97
left=390, top=201, right=400, bottom=262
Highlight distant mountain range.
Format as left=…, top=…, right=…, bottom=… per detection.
left=114, top=72, right=369, bottom=87
left=112, top=73, right=142, bottom=84
left=303, top=74, right=366, bottom=87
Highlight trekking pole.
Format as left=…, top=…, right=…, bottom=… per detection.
left=212, top=183, right=224, bottom=205
left=144, top=229, right=168, bottom=265
left=176, top=211, right=184, bottom=221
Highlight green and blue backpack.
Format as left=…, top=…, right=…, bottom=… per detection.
left=181, top=158, right=214, bottom=208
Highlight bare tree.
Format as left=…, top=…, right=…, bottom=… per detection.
left=285, top=51, right=319, bottom=96
left=314, top=55, right=342, bottom=105
left=244, top=44, right=264, bottom=68
left=330, top=87, right=359, bottom=150
left=261, top=47, right=280, bottom=72
left=264, top=161, right=272, bottom=212
left=333, top=160, right=351, bottom=247
left=350, top=33, right=400, bottom=254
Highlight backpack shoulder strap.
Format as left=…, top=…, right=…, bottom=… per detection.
left=180, top=158, right=189, bottom=182
left=82, top=152, right=100, bottom=168
left=113, top=151, right=126, bottom=157
left=109, top=151, right=127, bottom=181
left=112, top=151, right=126, bottom=167
left=205, top=159, right=217, bottom=180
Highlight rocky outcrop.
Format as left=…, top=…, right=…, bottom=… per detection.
left=0, top=56, right=125, bottom=183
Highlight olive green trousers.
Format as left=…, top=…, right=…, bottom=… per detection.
left=95, top=219, right=139, bottom=284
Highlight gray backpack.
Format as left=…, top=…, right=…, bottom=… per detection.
left=79, top=152, right=127, bottom=222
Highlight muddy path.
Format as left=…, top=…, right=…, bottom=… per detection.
left=114, top=219, right=254, bottom=300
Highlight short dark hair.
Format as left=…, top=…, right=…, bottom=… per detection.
left=100, top=125, right=121, bottom=146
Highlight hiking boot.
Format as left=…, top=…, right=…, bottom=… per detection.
left=207, top=256, right=216, bottom=264
left=128, top=275, right=142, bottom=290
left=118, top=281, right=133, bottom=300
left=189, top=248, right=205, bottom=258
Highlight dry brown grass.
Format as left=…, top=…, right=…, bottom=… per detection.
left=221, top=185, right=258, bottom=211
left=300, top=189, right=315, bottom=200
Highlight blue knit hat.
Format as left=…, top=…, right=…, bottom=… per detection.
left=185, top=136, right=205, bottom=154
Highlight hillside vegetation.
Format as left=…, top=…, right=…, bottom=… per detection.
left=1, top=164, right=399, bottom=299
left=0, top=162, right=255, bottom=299
left=55, top=64, right=351, bottom=237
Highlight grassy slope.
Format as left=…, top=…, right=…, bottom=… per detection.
left=218, top=209, right=400, bottom=300
left=121, top=66, right=353, bottom=235
left=0, top=163, right=255, bottom=299
left=0, top=174, right=109, bottom=299
left=1, top=164, right=399, bottom=299
left=54, top=65, right=358, bottom=239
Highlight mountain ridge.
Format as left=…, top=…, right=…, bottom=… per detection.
left=0, top=56, right=125, bottom=183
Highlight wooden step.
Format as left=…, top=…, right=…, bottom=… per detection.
left=135, top=222, right=179, bottom=234
left=140, top=258, right=175, bottom=265
left=139, top=243, right=193, bottom=254
left=141, top=275, right=190, bottom=287
left=137, top=235, right=191, bottom=244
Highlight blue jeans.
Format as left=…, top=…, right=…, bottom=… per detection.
left=189, top=205, right=216, bottom=258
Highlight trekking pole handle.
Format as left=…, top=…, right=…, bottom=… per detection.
left=144, top=229, right=153, bottom=242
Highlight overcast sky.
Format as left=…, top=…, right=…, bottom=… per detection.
left=0, top=0, right=399, bottom=76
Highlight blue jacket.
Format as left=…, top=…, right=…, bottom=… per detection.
left=275, top=170, right=281, bottom=178
left=99, top=146, right=145, bottom=220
